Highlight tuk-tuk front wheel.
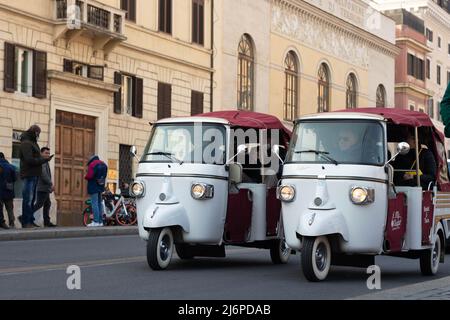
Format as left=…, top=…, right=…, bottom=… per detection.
left=147, top=228, right=174, bottom=270
left=301, top=236, right=331, bottom=282
left=420, top=232, right=442, bottom=276
left=270, top=239, right=291, bottom=264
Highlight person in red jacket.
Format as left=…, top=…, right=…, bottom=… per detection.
left=85, top=155, right=108, bottom=227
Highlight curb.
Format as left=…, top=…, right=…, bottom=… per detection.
left=349, top=275, right=450, bottom=300
left=0, top=226, right=139, bottom=242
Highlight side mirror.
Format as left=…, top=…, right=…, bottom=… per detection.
left=386, top=142, right=410, bottom=165
left=272, top=144, right=285, bottom=164
left=130, top=146, right=140, bottom=161
left=130, top=146, right=137, bottom=156
left=397, top=142, right=410, bottom=155
left=226, top=144, right=247, bottom=164
left=229, top=163, right=243, bottom=184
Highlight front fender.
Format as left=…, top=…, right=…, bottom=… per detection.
left=297, top=209, right=349, bottom=242
left=143, top=203, right=190, bottom=233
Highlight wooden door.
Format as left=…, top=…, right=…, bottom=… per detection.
left=55, top=111, right=96, bottom=226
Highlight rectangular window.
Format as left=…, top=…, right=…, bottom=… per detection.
left=192, top=0, right=204, bottom=45
left=448, top=43, right=450, bottom=55
left=122, top=75, right=134, bottom=116
left=437, top=65, right=441, bottom=85
left=4, top=43, right=47, bottom=98
left=407, top=54, right=414, bottom=76
left=407, top=54, right=424, bottom=80
left=158, top=82, right=172, bottom=120
left=159, top=0, right=172, bottom=34
left=64, top=59, right=104, bottom=81
left=14, top=47, right=33, bottom=95
left=438, top=101, right=442, bottom=122
left=113, top=72, right=143, bottom=118
left=426, top=28, right=433, bottom=42
left=409, top=105, right=415, bottom=111
left=191, top=90, right=204, bottom=115
left=426, top=59, right=431, bottom=79
left=428, top=98, right=434, bottom=119
left=121, top=0, right=136, bottom=22
left=438, top=36, right=441, bottom=48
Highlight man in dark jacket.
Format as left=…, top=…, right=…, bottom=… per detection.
left=85, top=155, right=108, bottom=227
left=33, top=147, right=56, bottom=227
left=440, top=82, right=450, bottom=137
left=0, top=153, right=17, bottom=229
left=19, top=125, right=53, bottom=228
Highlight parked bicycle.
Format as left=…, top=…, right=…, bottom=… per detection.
left=83, top=190, right=137, bottom=226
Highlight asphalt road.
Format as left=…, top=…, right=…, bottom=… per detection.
left=0, top=235, right=449, bottom=300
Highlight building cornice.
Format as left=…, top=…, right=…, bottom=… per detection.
left=395, top=82, right=433, bottom=97
left=396, top=37, right=432, bottom=53
left=424, top=0, right=450, bottom=30
left=273, top=0, right=400, bottom=58
left=48, top=70, right=120, bottom=92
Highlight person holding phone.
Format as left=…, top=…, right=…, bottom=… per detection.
left=32, top=147, right=57, bottom=227
left=19, top=125, right=53, bottom=229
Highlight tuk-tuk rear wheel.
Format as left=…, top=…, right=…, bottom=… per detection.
left=147, top=228, right=174, bottom=270
left=420, top=232, right=442, bottom=276
left=270, top=239, right=291, bottom=264
left=301, top=236, right=331, bottom=282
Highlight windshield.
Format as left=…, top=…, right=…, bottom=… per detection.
left=287, top=120, right=385, bottom=166
left=142, top=123, right=227, bottom=165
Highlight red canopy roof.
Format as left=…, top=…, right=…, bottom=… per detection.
left=337, top=108, right=435, bottom=127
left=198, top=110, right=292, bottom=137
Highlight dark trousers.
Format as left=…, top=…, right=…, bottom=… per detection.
left=33, top=192, right=51, bottom=225
left=0, top=198, right=15, bottom=225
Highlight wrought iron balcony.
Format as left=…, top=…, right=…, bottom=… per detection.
left=54, top=0, right=126, bottom=54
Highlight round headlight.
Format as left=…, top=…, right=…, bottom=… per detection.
left=350, top=187, right=368, bottom=204
left=130, top=182, right=145, bottom=198
left=279, top=185, right=296, bottom=202
left=191, top=184, right=206, bottom=199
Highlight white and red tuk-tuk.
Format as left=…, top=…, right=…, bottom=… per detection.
left=277, top=108, right=450, bottom=281
left=130, top=111, right=292, bottom=270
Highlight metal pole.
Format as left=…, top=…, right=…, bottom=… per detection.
left=415, top=127, right=420, bottom=187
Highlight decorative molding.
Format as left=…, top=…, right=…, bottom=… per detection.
left=271, top=0, right=400, bottom=69
left=48, top=70, right=120, bottom=92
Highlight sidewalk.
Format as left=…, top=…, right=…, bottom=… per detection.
left=349, top=276, right=450, bottom=300
left=0, top=226, right=138, bottom=242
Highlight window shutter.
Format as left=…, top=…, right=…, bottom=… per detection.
left=33, top=50, right=47, bottom=99
left=4, top=43, right=15, bottom=93
left=63, top=59, right=73, bottom=73
left=167, top=0, right=172, bottom=34
left=133, top=77, right=143, bottom=118
left=191, top=91, right=203, bottom=115
left=129, top=0, right=136, bottom=22
left=158, top=82, right=171, bottom=120
left=199, top=1, right=204, bottom=45
left=192, top=1, right=198, bottom=43
left=165, top=84, right=172, bottom=119
left=114, top=72, right=122, bottom=114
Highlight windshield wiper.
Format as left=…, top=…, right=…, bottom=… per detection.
left=295, top=150, right=339, bottom=166
left=146, top=152, right=184, bottom=165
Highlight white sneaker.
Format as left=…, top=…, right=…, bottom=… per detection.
left=96, top=222, right=104, bottom=227
left=87, top=222, right=97, bottom=228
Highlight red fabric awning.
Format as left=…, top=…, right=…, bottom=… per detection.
left=337, top=108, right=434, bottom=127
left=197, top=110, right=292, bottom=137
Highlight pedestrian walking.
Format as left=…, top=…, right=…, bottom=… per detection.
left=0, top=152, right=17, bottom=229
left=19, top=125, right=53, bottom=229
left=85, top=155, right=108, bottom=227
left=32, top=147, right=57, bottom=227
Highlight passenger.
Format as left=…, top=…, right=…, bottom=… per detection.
left=392, top=130, right=437, bottom=190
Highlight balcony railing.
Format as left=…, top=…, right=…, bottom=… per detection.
left=55, top=0, right=125, bottom=35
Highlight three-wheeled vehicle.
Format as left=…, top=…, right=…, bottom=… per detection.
left=130, top=111, right=292, bottom=270
left=277, top=108, right=450, bottom=281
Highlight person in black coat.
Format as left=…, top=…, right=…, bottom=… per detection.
left=19, top=125, right=53, bottom=228
left=0, top=153, right=17, bottom=229
left=392, top=131, right=437, bottom=190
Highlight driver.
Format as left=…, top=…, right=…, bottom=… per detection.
left=336, top=128, right=362, bottom=162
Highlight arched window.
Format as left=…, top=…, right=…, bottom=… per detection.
left=346, top=73, right=358, bottom=109
left=318, top=63, right=330, bottom=113
left=284, top=51, right=299, bottom=121
left=376, top=84, right=386, bottom=107
left=237, top=34, right=254, bottom=111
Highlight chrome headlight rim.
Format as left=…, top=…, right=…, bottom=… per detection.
left=350, top=186, right=374, bottom=205
left=277, top=185, right=296, bottom=202
left=191, top=183, right=214, bottom=200
left=130, top=181, right=145, bottom=198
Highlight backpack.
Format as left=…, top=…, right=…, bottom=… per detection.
left=94, top=162, right=108, bottom=187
